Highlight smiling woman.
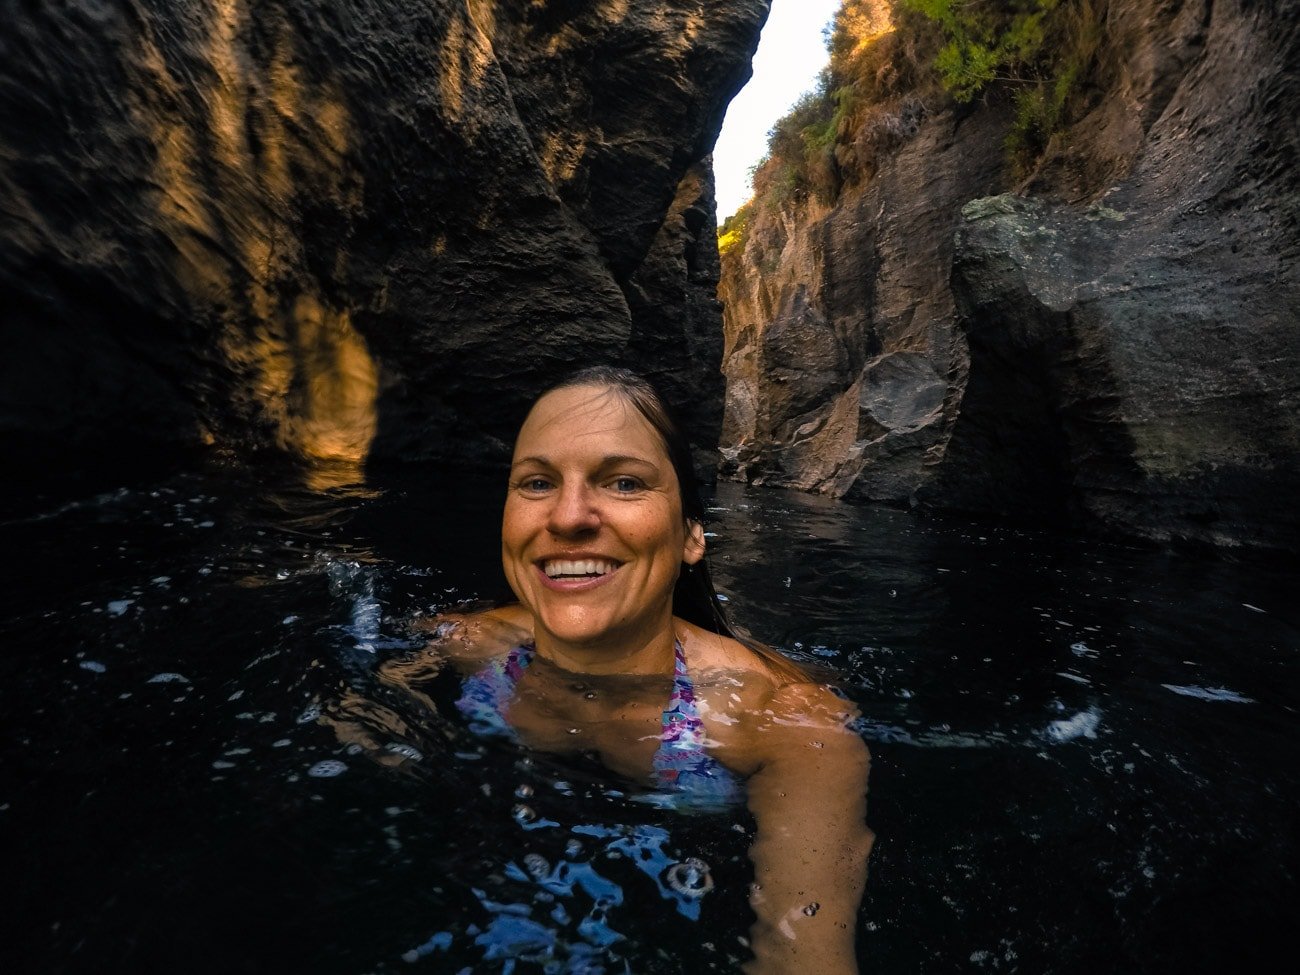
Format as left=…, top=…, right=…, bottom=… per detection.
left=502, top=381, right=707, bottom=670
left=393, top=367, right=874, bottom=972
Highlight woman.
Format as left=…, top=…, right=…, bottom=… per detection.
left=421, top=367, right=874, bottom=974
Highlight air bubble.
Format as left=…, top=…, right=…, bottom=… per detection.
left=515, top=784, right=534, bottom=799
left=296, top=705, right=321, bottom=724
left=802, top=902, right=820, bottom=916
left=308, top=760, right=347, bottom=778
left=664, top=858, right=714, bottom=898
left=512, top=804, right=536, bottom=824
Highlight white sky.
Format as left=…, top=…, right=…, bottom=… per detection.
left=713, top=0, right=842, bottom=222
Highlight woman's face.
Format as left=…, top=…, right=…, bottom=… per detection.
left=502, top=385, right=705, bottom=657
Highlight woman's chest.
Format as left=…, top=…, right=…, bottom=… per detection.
left=503, top=676, right=667, bottom=781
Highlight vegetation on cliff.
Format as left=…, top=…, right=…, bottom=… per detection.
left=719, top=0, right=1107, bottom=252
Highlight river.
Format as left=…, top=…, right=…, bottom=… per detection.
left=3, top=467, right=1296, bottom=973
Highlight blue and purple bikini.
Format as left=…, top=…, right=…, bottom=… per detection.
left=457, top=640, right=744, bottom=809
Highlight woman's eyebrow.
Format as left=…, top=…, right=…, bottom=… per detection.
left=597, top=454, right=659, bottom=471
left=510, top=454, right=660, bottom=472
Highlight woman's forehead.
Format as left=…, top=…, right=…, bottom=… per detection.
left=516, top=385, right=665, bottom=459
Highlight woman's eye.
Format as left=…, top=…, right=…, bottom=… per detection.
left=611, top=476, right=642, bottom=493
left=519, top=477, right=552, bottom=492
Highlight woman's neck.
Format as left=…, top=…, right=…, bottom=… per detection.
left=532, top=616, right=678, bottom=676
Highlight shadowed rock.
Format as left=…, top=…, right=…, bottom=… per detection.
left=0, top=0, right=771, bottom=500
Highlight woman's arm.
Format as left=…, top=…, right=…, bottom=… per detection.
left=742, top=683, right=874, bottom=974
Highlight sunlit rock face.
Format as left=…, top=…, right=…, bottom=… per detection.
left=720, top=0, right=1300, bottom=550
left=0, top=0, right=768, bottom=494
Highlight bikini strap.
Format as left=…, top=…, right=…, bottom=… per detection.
left=661, top=640, right=704, bottom=746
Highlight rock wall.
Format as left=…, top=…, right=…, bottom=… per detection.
left=719, top=0, right=1300, bottom=551
left=0, top=0, right=769, bottom=496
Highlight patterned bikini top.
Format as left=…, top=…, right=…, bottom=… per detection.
left=457, top=640, right=744, bottom=810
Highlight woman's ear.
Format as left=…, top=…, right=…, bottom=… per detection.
left=683, top=519, right=706, bottom=566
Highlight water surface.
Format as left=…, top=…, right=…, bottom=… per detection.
left=2, top=469, right=1296, bottom=973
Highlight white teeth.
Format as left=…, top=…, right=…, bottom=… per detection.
left=543, top=559, right=616, bottom=579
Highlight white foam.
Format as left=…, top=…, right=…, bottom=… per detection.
left=1046, top=707, right=1101, bottom=742
left=1161, top=684, right=1255, bottom=704
left=147, top=672, right=189, bottom=684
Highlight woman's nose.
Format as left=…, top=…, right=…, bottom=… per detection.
left=546, top=482, right=600, bottom=536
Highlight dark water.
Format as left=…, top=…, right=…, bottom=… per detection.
left=2, top=468, right=1297, bottom=973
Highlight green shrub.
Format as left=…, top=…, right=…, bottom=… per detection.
left=717, top=202, right=753, bottom=256
left=717, top=0, right=1107, bottom=243
left=899, top=0, right=1106, bottom=174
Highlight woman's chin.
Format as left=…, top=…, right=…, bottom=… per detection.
left=536, top=618, right=613, bottom=649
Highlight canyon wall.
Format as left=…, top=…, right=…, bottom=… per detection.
left=720, top=0, right=1300, bottom=551
left=0, top=0, right=768, bottom=495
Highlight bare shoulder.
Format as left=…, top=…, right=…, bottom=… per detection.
left=417, top=603, right=534, bottom=667
left=677, top=620, right=842, bottom=770
left=676, top=619, right=784, bottom=682
left=479, top=603, right=533, bottom=631
left=758, top=680, right=863, bottom=726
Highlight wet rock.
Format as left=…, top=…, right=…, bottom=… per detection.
left=720, top=0, right=1300, bottom=550
left=0, top=0, right=771, bottom=500
left=720, top=101, right=1009, bottom=496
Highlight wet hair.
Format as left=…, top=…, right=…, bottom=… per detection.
left=538, top=366, right=808, bottom=683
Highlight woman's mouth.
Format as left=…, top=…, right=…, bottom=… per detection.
left=540, top=558, right=620, bottom=580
